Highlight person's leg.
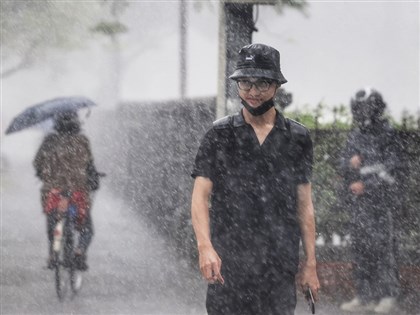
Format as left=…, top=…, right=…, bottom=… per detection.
left=353, top=238, right=377, bottom=303
left=377, top=210, right=399, bottom=297
left=371, top=208, right=399, bottom=313
left=341, top=198, right=379, bottom=312
left=41, top=190, right=53, bottom=259
left=262, top=268, right=296, bottom=315
left=341, top=237, right=378, bottom=312
left=46, top=213, right=56, bottom=261
left=206, top=273, right=262, bottom=315
left=206, top=283, right=243, bottom=315
left=78, top=210, right=94, bottom=254
left=351, top=198, right=379, bottom=304
left=74, top=210, right=93, bottom=271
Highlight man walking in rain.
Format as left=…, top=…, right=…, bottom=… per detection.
left=191, top=43, right=320, bottom=315
left=339, top=88, right=400, bottom=314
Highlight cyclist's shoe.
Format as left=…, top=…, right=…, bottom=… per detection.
left=75, top=253, right=88, bottom=271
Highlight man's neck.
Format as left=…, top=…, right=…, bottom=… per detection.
left=243, top=107, right=277, bottom=127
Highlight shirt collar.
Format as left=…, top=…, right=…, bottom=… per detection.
left=233, top=108, right=287, bottom=131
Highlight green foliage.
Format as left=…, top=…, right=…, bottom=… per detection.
left=92, top=1, right=129, bottom=37
left=282, top=109, right=314, bottom=128
left=91, top=21, right=128, bottom=36
left=284, top=103, right=353, bottom=130
left=311, top=130, right=351, bottom=242
left=399, top=110, right=419, bottom=130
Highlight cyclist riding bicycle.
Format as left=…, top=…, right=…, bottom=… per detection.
left=34, top=111, right=99, bottom=271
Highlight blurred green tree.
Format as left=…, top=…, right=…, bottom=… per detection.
left=1, top=1, right=101, bottom=78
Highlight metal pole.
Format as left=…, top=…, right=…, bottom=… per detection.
left=216, top=1, right=227, bottom=118
left=180, top=0, right=187, bottom=99
left=217, top=1, right=276, bottom=118
left=219, top=2, right=254, bottom=116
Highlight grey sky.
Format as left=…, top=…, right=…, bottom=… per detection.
left=2, top=1, right=419, bottom=131
left=122, top=1, right=419, bottom=120
left=255, top=1, right=419, bottom=120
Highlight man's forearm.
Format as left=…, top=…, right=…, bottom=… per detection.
left=300, top=210, right=317, bottom=266
left=297, top=184, right=317, bottom=265
left=191, top=200, right=212, bottom=249
left=191, top=177, right=213, bottom=249
left=296, top=185, right=321, bottom=297
left=191, top=177, right=225, bottom=284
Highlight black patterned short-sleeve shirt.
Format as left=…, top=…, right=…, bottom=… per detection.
left=192, top=109, right=313, bottom=275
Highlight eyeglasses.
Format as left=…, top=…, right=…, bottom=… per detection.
left=236, top=79, right=275, bottom=92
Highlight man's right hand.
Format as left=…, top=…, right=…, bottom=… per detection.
left=198, top=245, right=225, bottom=285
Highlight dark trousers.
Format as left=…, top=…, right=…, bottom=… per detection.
left=350, top=194, right=399, bottom=303
left=206, top=267, right=296, bottom=315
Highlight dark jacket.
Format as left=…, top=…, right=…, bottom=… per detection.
left=33, top=132, right=93, bottom=191
left=339, top=119, right=401, bottom=197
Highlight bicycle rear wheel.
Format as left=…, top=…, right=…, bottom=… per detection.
left=70, top=264, right=83, bottom=294
left=54, top=252, right=66, bottom=301
left=52, top=205, right=84, bottom=300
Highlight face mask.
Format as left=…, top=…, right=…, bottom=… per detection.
left=241, top=98, right=275, bottom=116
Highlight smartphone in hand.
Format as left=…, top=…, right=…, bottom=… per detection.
left=305, top=287, right=315, bottom=314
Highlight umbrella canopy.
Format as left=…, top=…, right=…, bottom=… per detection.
left=5, top=96, right=96, bottom=134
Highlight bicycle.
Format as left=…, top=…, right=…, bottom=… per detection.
left=49, top=174, right=105, bottom=301
left=51, top=200, right=83, bottom=301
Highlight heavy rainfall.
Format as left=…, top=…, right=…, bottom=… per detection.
left=1, top=1, right=419, bottom=315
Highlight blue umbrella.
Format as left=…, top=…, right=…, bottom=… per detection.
left=5, top=96, right=96, bottom=134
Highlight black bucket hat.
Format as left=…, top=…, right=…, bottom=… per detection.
left=229, top=43, right=287, bottom=84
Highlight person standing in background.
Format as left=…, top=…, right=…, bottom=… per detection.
left=339, top=88, right=401, bottom=314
